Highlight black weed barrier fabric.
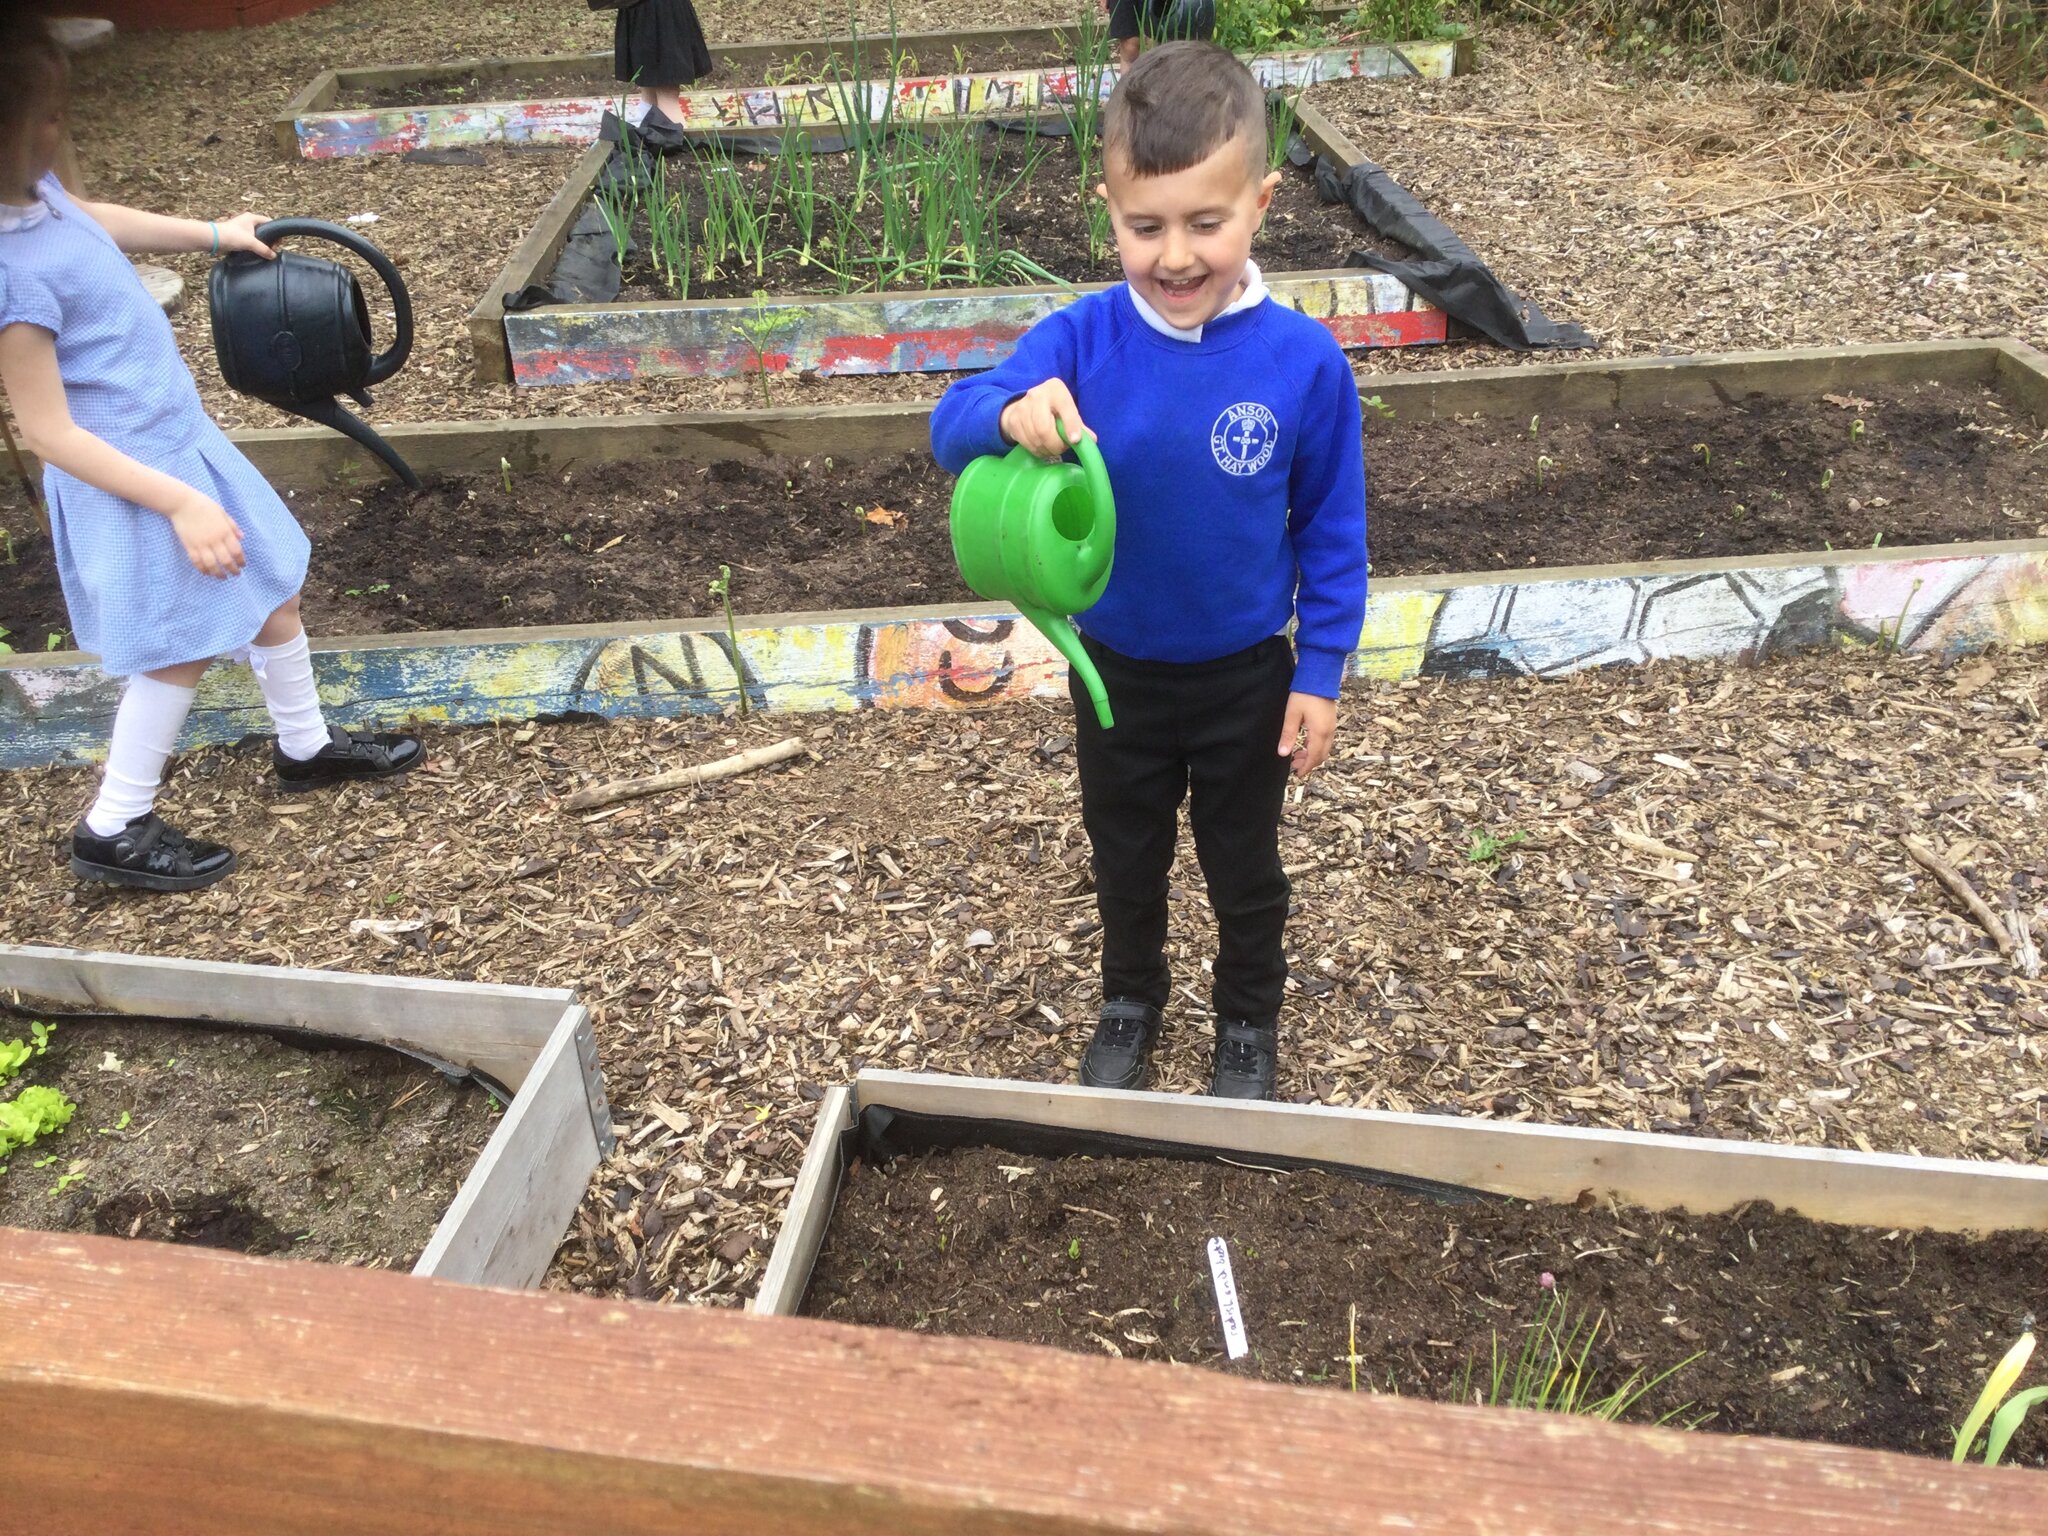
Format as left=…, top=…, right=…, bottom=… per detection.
left=843, top=1101, right=1493, bottom=1206
left=1313, top=151, right=1596, bottom=350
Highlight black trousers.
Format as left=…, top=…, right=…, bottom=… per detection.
left=1070, top=633, right=1294, bottom=1025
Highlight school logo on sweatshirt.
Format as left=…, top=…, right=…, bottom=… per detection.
left=1210, top=402, right=1278, bottom=477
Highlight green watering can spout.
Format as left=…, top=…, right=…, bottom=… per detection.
left=949, top=423, right=1117, bottom=729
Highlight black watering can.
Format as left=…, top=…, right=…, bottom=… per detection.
left=208, top=219, right=421, bottom=489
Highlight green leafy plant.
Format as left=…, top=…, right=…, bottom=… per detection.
left=1466, top=829, right=1527, bottom=863
left=730, top=290, right=797, bottom=409
left=1214, top=0, right=1330, bottom=52
left=0, top=1021, right=73, bottom=1162
left=708, top=563, right=748, bottom=718
left=0, top=626, right=12, bottom=655
left=1067, top=1237, right=1082, bottom=1260
left=1340, top=0, right=1446, bottom=41
left=44, top=632, right=60, bottom=651
left=1955, top=1329, right=2048, bottom=1465
left=1362, top=394, right=1395, bottom=421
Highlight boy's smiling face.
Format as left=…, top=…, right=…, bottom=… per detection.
left=1102, top=135, right=1281, bottom=330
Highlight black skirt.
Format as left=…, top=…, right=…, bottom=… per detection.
left=614, top=0, right=712, bottom=89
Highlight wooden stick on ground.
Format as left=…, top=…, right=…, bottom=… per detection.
left=1901, top=835, right=2014, bottom=954
left=563, top=737, right=805, bottom=813
left=1614, top=825, right=1702, bottom=864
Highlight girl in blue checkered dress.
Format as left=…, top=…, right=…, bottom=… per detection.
left=0, top=17, right=420, bottom=892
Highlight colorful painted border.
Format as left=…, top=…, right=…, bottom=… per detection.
left=504, top=272, right=1443, bottom=386
left=7, top=544, right=2045, bottom=770
left=292, top=40, right=1461, bottom=159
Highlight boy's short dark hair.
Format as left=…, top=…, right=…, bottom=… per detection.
left=1103, top=41, right=1267, bottom=179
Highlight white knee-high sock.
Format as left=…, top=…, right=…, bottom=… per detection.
left=85, top=674, right=198, bottom=837
left=250, top=632, right=332, bottom=761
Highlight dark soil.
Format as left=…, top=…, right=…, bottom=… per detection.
left=603, top=136, right=1373, bottom=302
left=4, top=383, right=2041, bottom=646
left=802, top=1143, right=2048, bottom=1464
left=0, top=1016, right=500, bottom=1267
left=343, top=40, right=1056, bottom=110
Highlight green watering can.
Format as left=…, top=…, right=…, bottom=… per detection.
left=949, top=426, right=1116, bottom=729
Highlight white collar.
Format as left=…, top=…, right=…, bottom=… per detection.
left=0, top=197, right=50, bottom=234
left=1127, top=259, right=1267, bottom=343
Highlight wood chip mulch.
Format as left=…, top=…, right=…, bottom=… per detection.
left=5, top=644, right=2046, bottom=1304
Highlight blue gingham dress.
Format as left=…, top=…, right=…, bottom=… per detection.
left=0, top=175, right=309, bottom=675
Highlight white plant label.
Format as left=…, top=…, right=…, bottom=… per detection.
left=1207, top=1236, right=1249, bottom=1360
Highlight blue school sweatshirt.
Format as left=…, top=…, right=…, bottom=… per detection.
left=930, top=284, right=1367, bottom=698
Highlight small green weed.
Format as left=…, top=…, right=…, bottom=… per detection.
left=1067, top=1237, right=1082, bottom=1260
left=731, top=290, right=797, bottom=410
left=1466, top=829, right=1527, bottom=863
left=1691, top=442, right=1710, bottom=470
left=1361, top=394, right=1395, bottom=421
left=1213, top=0, right=1330, bottom=52
left=708, top=564, right=749, bottom=718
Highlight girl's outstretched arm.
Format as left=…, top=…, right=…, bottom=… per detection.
left=70, top=200, right=275, bottom=262
left=0, top=321, right=245, bottom=578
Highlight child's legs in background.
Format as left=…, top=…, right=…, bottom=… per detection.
left=84, top=654, right=209, bottom=835
left=1071, top=639, right=1189, bottom=1010
left=1184, top=637, right=1295, bottom=1024
left=248, top=592, right=332, bottom=761
left=645, top=85, right=684, bottom=121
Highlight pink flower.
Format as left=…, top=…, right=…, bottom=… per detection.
left=1539, top=1271, right=1556, bottom=1291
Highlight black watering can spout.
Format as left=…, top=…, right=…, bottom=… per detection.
left=207, top=219, right=421, bottom=490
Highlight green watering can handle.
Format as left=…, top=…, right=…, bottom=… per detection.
left=1061, top=420, right=1114, bottom=540
left=1048, top=419, right=1114, bottom=731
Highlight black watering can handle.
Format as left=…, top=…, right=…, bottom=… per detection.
left=253, top=218, right=414, bottom=388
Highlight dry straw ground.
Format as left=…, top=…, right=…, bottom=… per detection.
left=5, top=648, right=2047, bottom=1301
left=6, top=2, right=2047, bottom=1304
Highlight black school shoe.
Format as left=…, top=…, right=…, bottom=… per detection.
left=1210, top=1019, right=1279, bottom=1100
left=1078, top=998, right=1163, bottom=1091
left=273, top=726, right=423, bottom=793
left=71, top=813, right=237, bottom=893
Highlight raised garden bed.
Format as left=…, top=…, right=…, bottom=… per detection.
left=0, top=944, right=613, bottom=1285
left=3, top=341, right=2044, bottom=770
left=279, top=13, right=1463, bottom=160
left=761, top=1070, right=2048, bottom=1464
left=471, top=104, right=1442, bottom=385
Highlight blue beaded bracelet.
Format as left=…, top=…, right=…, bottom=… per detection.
left=208, top=220, right=218, bottom=254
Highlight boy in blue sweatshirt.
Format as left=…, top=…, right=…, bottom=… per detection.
left=931, top=42, right=1367, bottom=1100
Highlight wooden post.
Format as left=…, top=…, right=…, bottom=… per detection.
left=4, top=1225, right=2043, bottom=1534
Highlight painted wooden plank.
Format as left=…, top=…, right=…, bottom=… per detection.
left=294, top=41, right=1461, bottom=158
left=846, top=1070, right=2048, bottom=1238
left=6, top=1224, right=2042, bottom=1534
left=414, top=1007, right=606, bottom=1287
left=469, top=137, right=612, bottom=385
left=751, top=1084, right=854, bottom=1316
left=0, top=944, right=566, bottom=1091
left=11, top=539, right=2048, bottom=770
left=504, top=270, right=1440, bottom=386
